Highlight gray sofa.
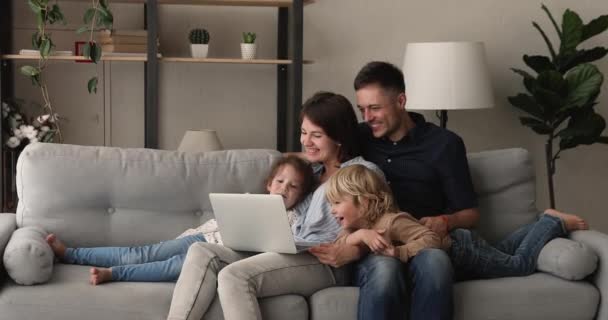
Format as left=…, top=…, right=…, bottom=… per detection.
left=0, top=143, right=605, bottom=320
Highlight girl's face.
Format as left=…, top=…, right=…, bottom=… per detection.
left=300, top=116, right=340, bottom=164
left=266, top=164, right=306, bottom=210
left=330, top=195, right=367, bottom=229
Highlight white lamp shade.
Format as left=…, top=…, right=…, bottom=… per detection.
left=178, top=130, right=223, bottom=153
left=402, top=41, right=495, bottom=110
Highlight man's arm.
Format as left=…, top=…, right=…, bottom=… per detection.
left=445, top=207, right=480, bottom=230
left=420, top=208, right=479, bottom=237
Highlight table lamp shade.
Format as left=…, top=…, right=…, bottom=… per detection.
left=178, top=130, right=223, bottom=153
left=402, top=41, right=495, bottom=110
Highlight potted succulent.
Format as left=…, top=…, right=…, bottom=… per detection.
left=190, top=28, right=210, bottom=58
left=241, top=32, right=257, bottom=60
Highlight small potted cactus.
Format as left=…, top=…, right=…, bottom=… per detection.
left=240, top=32, right=257, bottom=60
left=189, top=28, right=210, bottom=58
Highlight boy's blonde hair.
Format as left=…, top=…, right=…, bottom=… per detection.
left=326, top=165, right=397, bottom=224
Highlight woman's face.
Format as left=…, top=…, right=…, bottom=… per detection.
left=300, top=116, right=340, bottom=164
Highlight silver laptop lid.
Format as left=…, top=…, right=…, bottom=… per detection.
left=209, top=193, right=298, bottom=254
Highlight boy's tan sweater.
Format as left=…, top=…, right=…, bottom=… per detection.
left=334, top=212, right=450, bottom=263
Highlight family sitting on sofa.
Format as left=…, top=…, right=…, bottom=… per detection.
left=44, top=62, right=588, bottom=320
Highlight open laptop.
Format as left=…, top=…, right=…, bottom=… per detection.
left=209, top=193, right=322, bottom=254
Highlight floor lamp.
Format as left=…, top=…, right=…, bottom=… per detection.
left=402, top=41, right=495, bottom=128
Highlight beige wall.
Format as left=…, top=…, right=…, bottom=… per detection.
left=10, top=0, right=608, bottom=231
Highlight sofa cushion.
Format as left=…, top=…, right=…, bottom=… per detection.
left=16, top=144, right=281, bottom=248
left=467, top=148, right=539, bottom=244
left=3, top=226, right=53, bottom=285
left=453, top=273, right=599, bottom=320
left=0, top=264, right=174, bottom=320
left=537, top=237, right=598, bottom=280
left=310, top=273, right=599, bottom=320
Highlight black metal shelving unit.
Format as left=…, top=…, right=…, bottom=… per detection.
left=0, top=0, right=308, bottom=210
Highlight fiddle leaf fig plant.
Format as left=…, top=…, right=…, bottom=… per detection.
left=508, top=4, right=608, bottom=208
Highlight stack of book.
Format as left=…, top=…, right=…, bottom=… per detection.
left=98, top=30, right=158, bottom=54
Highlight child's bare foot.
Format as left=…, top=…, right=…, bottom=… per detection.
left=90, top=267, right=113, bottom=285
left=45, top=234, right=66, bottom=259
left=545, top=209, right=589, bottom=232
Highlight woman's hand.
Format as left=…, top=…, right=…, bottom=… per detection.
left=351, top=229, right=390, bottom=253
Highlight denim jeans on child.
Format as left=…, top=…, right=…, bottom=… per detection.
left=449, top=214, right=565, bottom=280
left=63, top=234, right=206, bottom=281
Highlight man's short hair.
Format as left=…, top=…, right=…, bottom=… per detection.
left=353, top=61, right=405, bottom=94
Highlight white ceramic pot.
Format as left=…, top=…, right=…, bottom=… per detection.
left=240, top=43, right=257, bottom=60
left=190, top=44, right=209, bottom=58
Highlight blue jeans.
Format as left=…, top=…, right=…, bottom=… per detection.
left=352, top=254, right=407, bottom=320
left=449, top=214, right=565, bottom=279
left=407, top=248, right=453, bottom=320
left=353, top=249, right=453, bottom=320
left=64, top=234, right=206, bottom=282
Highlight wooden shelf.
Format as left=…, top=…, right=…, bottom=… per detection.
left=1, top=55, right=313, bottom=65
left=161, top=57, right=312, bottom=64
left=1, top=54, right=148, bottom=61
left=59, top=0, right=314, bottom=7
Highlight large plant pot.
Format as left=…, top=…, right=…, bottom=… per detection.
left=240, top=43, right=257, bottom=60
left=190, top=44, right=209, bottom=58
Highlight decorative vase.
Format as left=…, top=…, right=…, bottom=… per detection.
left=240, top=43, right=257, bottom=60
left=190, top=44, right=209, bottom=58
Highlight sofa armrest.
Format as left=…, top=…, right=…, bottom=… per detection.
left=0, top=213, right=17, bottom=253
left=570, top=230, right=608, bottom=320
left=0, top=213, right=17, bottom=282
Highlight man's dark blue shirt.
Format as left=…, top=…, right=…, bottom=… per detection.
left=358, top=112, right=478, bottom=219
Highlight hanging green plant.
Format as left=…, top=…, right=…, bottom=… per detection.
left=20, top=0, right=113, bottom=144
left=508, top=4, right=608, bottom=208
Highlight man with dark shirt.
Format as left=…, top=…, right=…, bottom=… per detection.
left=309, top=61, right=479, bottom=320
left=354, top=61, right=480, bottom=320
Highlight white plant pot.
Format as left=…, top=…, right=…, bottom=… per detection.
left=190, top=44, right=209, bottom=58
left=241, top=43, right=257, bottom=60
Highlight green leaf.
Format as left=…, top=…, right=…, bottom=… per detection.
left=558, top=46, right=608, bottom=73
left=98, top=6, right=114, bottom=29
left=82, top=42, right=91, bottom=58
left=566, top=64, right=603, bottom=108
left=76, top=26, right=89, bottom=34
left=520, top=117, right=553, bottom=135
left=560, top=9, right=583, bottom=55
left=532, top=21, right=557, bottom=61
left=532, top=87, right=564, bottom=118
left=523, top=55, right=554, bottom=73
left=27, top=0, right=42, bottom=13
left=20, top=65, right=40, bottom=77
left=541, top=4, right=562, bottom=38
left=84, top=8, right=96, bottom=24
left=581, top=15, right=608, bottom=42
left=31, top=32, right=42, bottom=49
left=48, top=4, right=65, bottom=25
left=508, top=94, right=545, bottom=119
left=536, top=70, right=566, bottom=93
left=40, top=38, right=52, bottom=58
left=511, top=68, right=536, bottom=92
left=89, top=42, right=102, bottom=63
left=558, top=109, right=606, bottom=149
left=88, top=77, right=98, bottom=94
